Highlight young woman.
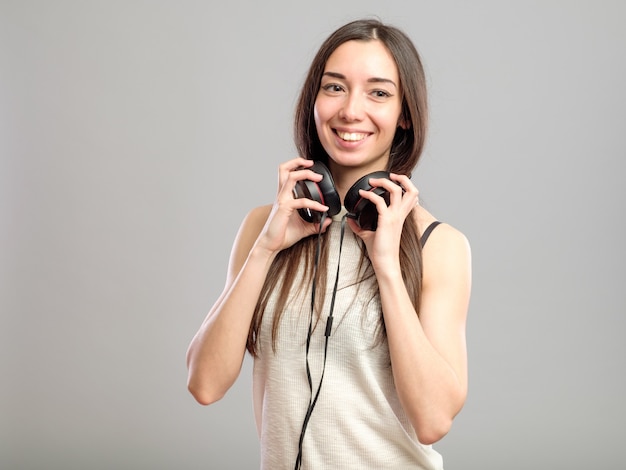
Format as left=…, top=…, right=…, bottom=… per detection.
left=186, top=18, right=472, bottom=469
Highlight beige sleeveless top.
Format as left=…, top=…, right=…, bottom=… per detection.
left=253, top=210, right=444, bottom=469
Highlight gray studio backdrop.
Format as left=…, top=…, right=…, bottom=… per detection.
left=2, top=1, right=625, bottom=469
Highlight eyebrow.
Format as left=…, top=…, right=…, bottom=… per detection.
left=322, top=71, right=398, bottom=89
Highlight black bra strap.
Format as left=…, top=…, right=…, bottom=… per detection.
left=420, top=221, right=441, bottom=247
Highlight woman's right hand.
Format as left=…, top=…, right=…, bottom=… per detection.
left=187, top=158, right=332, bottom=406
left=255, top=157, right=333, bottom=254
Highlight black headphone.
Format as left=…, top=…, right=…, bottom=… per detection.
left=292, top=161, right=393, bottom=231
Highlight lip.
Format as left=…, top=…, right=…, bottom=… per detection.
left=332, top=128, right=371, bottom=147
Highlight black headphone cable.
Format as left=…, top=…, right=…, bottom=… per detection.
left=294, top=213, right=348, bottom=470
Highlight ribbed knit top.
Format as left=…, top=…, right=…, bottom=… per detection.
left=252, top=209, right=444, bottom=469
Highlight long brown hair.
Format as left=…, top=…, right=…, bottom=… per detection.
left=247, top=19, right=429, bottom=355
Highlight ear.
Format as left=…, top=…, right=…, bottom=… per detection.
left=397, top=113, right=411, bottom=130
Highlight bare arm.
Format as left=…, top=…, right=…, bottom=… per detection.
left=349, top=174, right=471, bottom=444
left=186, top=205, right=274, bottom=405
left=377, top=222, right=471, bottom=444
left=185, top=158, right=332, bottom=405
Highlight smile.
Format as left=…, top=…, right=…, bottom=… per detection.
left=336, top=130, right=368, bottom=142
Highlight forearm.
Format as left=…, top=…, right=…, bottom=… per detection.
left=186, top=245, right=276, bottom=405
left=377, top=267, right=466, bottom=444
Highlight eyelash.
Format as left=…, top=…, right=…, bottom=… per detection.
left=322, top=83, right=344, bottom=93
left=321, top=83, right=393, bottom=99
left=373, top=90, right=392, bottom=98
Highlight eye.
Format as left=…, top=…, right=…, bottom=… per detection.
left=321, top=83, right=344, bottom=93
left=372, top=89, right=392, bottom=99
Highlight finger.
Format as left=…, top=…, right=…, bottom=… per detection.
left=279, top=157, right=313, bottom=173
left=389, top=173, right=416, bottom=194
left=278, top=158, right=315, bottom=186
left=357, top=187, right=390, bottom=215
left=284, top=167, right=324, bottom=197
left=291, top=196, right=329, bottom=214
left=345, top=217, right=364, bottom=236
left=389, top=173, right=419, bottom=205
left=279, top=167, right=322, bottom=201
left=367, top=176, right=404, bottom=205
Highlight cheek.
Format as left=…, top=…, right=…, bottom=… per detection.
left=313, top=104, right=322, bottom=129
left=313, top=98, right=330, bottom=127
left=381, top=108, right=404, bottom=133
left=313, top=100, right=334, bottom=142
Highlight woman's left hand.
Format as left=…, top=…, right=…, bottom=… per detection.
left=347, top=173, right=418, bottom=271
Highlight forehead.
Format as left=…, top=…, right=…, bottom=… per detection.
left=324, top=40, right=399, bottom=81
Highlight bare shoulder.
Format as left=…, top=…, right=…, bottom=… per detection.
left=413, top=205, right=469, bottom=247
left=413, top=206, right=472, bottom=287
left=242, top=204, right=273, bottom=232
left=226, top=204, right=273, bottom=283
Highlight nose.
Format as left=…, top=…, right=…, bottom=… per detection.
left=338, top=93, right=364, bottom=122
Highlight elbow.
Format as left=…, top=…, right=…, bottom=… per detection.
left=415, top=416, right=453, bottom=445
left=415, top=388, right=467, bottom=445
left=187, top=368, right=228, bottom=406
left=186, top=348, right=232, bottom=405
left=187, top=378, right=225, bottom=406
left=185, top=345, right=243, bottom=406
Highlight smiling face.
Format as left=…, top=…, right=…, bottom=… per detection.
left=313, top=39, right=405, bottom=174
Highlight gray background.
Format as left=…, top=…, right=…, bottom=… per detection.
left=1, top=1, right=625, bottom=469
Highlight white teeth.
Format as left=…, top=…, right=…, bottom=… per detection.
left=337, top=131, right=367, bottom=142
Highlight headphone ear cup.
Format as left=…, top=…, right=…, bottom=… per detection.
left=293, top=161, right=341, bottom=223
left=344, top=171, right=392, bottom=231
